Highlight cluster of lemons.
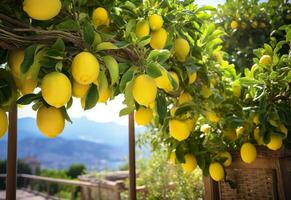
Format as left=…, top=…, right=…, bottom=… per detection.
left=230, top=19, right=266, bottom=30
left=0, top=0, right=113, bottom=139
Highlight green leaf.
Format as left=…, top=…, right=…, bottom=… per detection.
left=61, top=106, right=73, bottom=123
left=125, top=19, right=136, bottom=38
left=83, top=21, right=95, bottom=45
left=123, top=79, right=135, bottom=107
left=103, top=56, right=119, bottom=85
left=67, top=97, right=73, bottom=109
left=156, top=92, right=167, bottom=125
left=56, top=19, right=79, bottom=31
left=239, top=77, right=263, bottom=86
left=52, top=38, right=65, bottom=52
left=147, top=50, right=171, bottom=64
left=138, top=35, right=151, bottom=47
left=146, top=62, right=162, bottom=78
left=85, top=84, right=99, bottom=110
left=119, top=66, right=136, bottom=92
left=21, top=44, right=38, bottom=74
left=96, top=42, right=118, bottom=51
left=16, top=93, right=41, bottom=105
left=119, top=106, right=135, bottom=117
left=175, top=103, right=195, bottom=116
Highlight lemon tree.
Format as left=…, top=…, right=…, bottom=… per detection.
left=0, top=0, right=290, bottom=184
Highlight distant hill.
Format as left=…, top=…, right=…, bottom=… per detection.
left=0, top=117, right=146, bottom=170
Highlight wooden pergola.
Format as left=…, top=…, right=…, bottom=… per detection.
left=5, top=105, right=137, bottom=200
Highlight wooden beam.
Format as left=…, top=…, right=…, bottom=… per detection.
left=6, top=104, right=18, bottom=200
left=128, top=113, right=136, bottom=200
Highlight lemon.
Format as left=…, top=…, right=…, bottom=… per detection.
left=188, top=72, right=197, bottom=84
left=41, top=72, right=72, bottom=108
left=0, top=109, right=8, bottom=138
left=155, top=69, right=171, bottom=90
left=200, top=124, right=211, bottom=135
left=169, top=152, right=176, bottom=164
left=98, top=87, right=111, bottom=103
left=267, top=135, right=282, bottom=151
left=150, top=28, right=168, bottom=50
left=200, top=85, right=212, bottom=98
left=236, top=126, right=244, bottom=136
left=230, top=20, right=238, bottom=29
left=223, top=130, right=237, bottom=141
left=251, top=21, right=258, bottom=29
left=149, top=14, right=163, bottom=31
left=135, top=107, right=153, bottom=126
left=174, top=38, right=190, bottom=62
left=132, top=75, right=157, bottom=107
left=37, top=106, right=65, bottom=138
left=253, top=127, right=264, bottom=145
left=178, top=92, right=192, bottom=104
left=8, top=50, right=25, bottom=78
left=251, top=64, right=259, bottom=73
left=72, top=52, right=100, bottom=85
left=240, top=22, right=247, bottom=29
left=185, top=118, right=196, bottom=131
left=279, top=124, right=288, bottom=138
left=182, top=154, right=197, bottom=173
left=169, top=119, right=190, bottom=141
left=232, top=83, right=241, bottom=98
left=209, top=162, right=224, bottom=181
left=92, top=7, right=109, bottom=26
left=240, top=143, right=257, bottom=164
left=205, top=111, right=220, bottom=123
left=220, top=152, right=232, bottom=167
left=259, top=55, right=272, bottom=66
left=72, top=81, right=90, bottom=98
left=135, top=20, right=150, bottom=38
left=253, top=114, right=260, bottom=125
left=23, top=0, right=61, bottom=20
left=20, top=78, right=37, bottom=95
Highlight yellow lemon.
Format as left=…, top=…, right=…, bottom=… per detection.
left=37, top=106, right=65, bottom=138
left=92, top=7, right=109, bottom=26
left=209, top=162, right=224, bottom=181
left=240, top=143, right=257, bottom=164
left=169, top=152, right=176, bottom=164
left=279, top=124, right=288, bottom=138
left=174, top=38, right=190, bottom=62
left=251, top=21, right=258, bottom=29
left=23, top=0, right=61, bottom=20
left=132, top=75, right=157, bottom=106
left=232, top=83, right=241, bottom=98
left=178, top=92, right=192, bottom=104
left=200, top=124, right=211, bottom=135
left=259, top=55, right=272, bottom=66
left=41, top=72, right=72, bottom=108
left=182, top=154, right=197, bottom=173
left=149, top=14, right=163, bottom=31
left=230, top=20, right=238, bottom=29
left=135, top=20, right=150, bottom=38
left=0, top=109, right=8, bottom=138
left=8, top=50, right=25, bottom=78
left=169, top=119, right=190, bottom=141
left=200, top=85, right=212, bottom=98
left=267, top=135, right=282, bottom=151
left=251, top=64, right=259, bottom=73
left=188, top=72, right=197, bottom=84
left=98, top=87, right=111, bottom=103
left=20, top=78, right=37, bottom=95
left=223, top=130, right=237, bottom=141
left=220, top=152, right=232, bottom=167
left=205, top=111, right=220, bottom=123
left=236, top=126, right=245, bottom=136
left=72, top=81, right=90, bottom=98
left=150, top=28, right=168, bottom=50
left=134, top=107, right=153, bottom=126
left=240, top=22, right=247, bottom=29
left=253, top=114, right=260, bottom=125
left=72, top=52, right=100, bottom=85
left=155, top=69, right=171, bottom=90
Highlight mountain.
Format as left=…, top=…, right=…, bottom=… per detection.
left=0, top=117, right=146, bottom=170
left=0, top=138, right=126, bottom=170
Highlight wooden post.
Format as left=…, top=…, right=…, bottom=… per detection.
left=6, top=104, right=18, bottom=200
left=128, top=113, right=136, bottom=200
